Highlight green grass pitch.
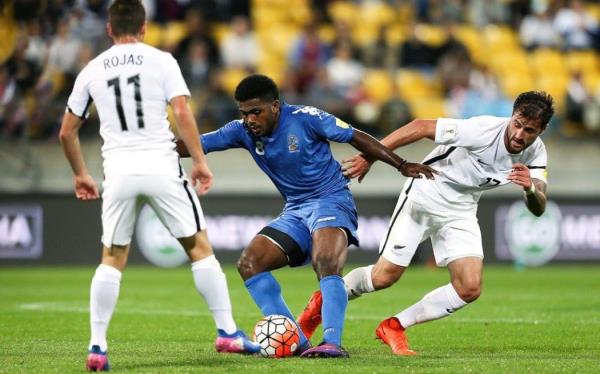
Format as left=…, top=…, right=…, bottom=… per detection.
left=1, top=264, right=599, bottom=373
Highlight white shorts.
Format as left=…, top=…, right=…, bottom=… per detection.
left=101, top=174, right=206, bottom=247
left=379, top=192, right=483, bottom=267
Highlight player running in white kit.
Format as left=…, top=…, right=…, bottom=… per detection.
left=297, top=91, right=554, bottom=355
left=58, top=1, right=258, bottom=371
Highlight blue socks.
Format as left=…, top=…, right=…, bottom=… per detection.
left=320, top=275, right=347, bottom=346
left=244, top=272, right=309, bottom=346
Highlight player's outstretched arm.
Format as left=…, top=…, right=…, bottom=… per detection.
left=59, top=111, right=99, bottom=200
left=349, top=129, right=437, bottom=180
left=170, top=95, right=212, bottom=195
left=379, top=119, right=437, bottom=150
left=507, top=163, right=547, bottom=216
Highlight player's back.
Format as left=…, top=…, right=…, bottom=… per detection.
left=68, top=43, right=189, bottom=178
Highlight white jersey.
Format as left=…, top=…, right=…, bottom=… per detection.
left=66, top=42, right=190, bottom=178
left=408, top=116, right=548, bottom=214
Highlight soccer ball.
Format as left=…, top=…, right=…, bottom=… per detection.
left=253, top=314, right=300, bottom=358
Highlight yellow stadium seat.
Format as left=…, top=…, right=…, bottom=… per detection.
left=352, top=24, right=378, bottom=47
left=454, top=24, right=483, bottom=57
left=361, top=2, right=395, bottom=27
left=328, top=2, right=358, bottom=24
left=289, top=4, right=311, bottom=25
left=0, top=5, right=18, bottom=63
left=488, top=50, right=530, bottom=76
left=566, top=50, right=599, bottom=74
left=163, top=21, right=188, bottom=48
left=407, top=97, right=447, bottom=118
left=211, top=22, right=230, bottom=45
left=318, top=24, right=336, bottom=44
left=385, top=23, right=408, bottom=46
left=395, top=69, right=438, bottom=100
left=529, top=48, right=567, bottom=76
left=257, top=26, right=300, bottom=58
left=583, top=72, right=600, bottom=93
left=221, top=68, right=249, bottom=94
left=362, top=70, right=394, bottom=103
left=536, top=75, right=568, bottom=108
left=483, top=24, right=519, bottom=51
left=144, top=22, right=163, bottom=48
left=585, top=3, right=600, bottom=21
left=499, top=73, right=535, bottom=99
left=414, top=23, right=446, bottom=47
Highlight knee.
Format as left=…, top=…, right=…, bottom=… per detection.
left=312, top=252, right=343, bottom=278
left=237, top=252, right=260, bottom=281
left=454, top=280, right=482, bottom=303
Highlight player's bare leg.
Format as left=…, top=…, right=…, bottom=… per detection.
left=179, top=230, right=259, bottom=354
left=379, top=257, right=482, bottom=355
left=87, top=244, right=129, bottom=371
left=238, top=235, right=311, bottom=353
left=300, top=228, right=349, bottom=358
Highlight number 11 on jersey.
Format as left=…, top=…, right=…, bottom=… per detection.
left=107, top=74, right=145, bottom=131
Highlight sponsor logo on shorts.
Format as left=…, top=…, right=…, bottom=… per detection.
left=316, top=216, right=337, bottom=223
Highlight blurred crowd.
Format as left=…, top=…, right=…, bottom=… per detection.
left=1, top=0, right=599, bottom=141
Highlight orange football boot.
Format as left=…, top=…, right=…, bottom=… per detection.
left=375, top=317, right=417, bottom=356
left=297, top=290, right=323, bottom=340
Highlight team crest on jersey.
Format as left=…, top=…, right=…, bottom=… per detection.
left=255, top=140, right=265, bottom=155
left=288, top=135, right=299, bottom=152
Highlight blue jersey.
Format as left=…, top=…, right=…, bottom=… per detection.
left=201, top=103, right=355, bottom=203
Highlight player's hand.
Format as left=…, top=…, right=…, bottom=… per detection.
left=191, top=162, right=213, bottom=195
left=342, top=154, right=374, bottom=183
left=74, top=174, right=99, bottom=200
left=399, top=162, right=437, bottom=180
left=507, top=163, right=532, bottom=189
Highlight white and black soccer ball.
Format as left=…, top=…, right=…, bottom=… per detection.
left=253, top=314, right=300, bottom=358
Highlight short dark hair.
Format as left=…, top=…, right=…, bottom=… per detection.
left=234, top=74, right=279, bottom=102
left=108, top=0, right=145, bottom=38
left=513, top=91, right=554, bottom=130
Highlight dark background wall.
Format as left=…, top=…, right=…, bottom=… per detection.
left=1, top=194, right=599, bottom=266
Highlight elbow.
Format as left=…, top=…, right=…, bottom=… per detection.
left=58, top=128, right=72, bottom=144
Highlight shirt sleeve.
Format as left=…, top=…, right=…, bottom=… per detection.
left=201, top=121, right=246, bottom=153
left=163, top=54, right=191, bottom=101
left=526, top=140, right=548, bottom=184
left=66, top=66, right=93, bottom=119
left=435, top=116, right=506, bottom=150
left=301, top=107, right=354, bottom=143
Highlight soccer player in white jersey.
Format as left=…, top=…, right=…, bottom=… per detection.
left=296, top=91, right=554, bottom=355
left=58, top=0, right=259, bottom=371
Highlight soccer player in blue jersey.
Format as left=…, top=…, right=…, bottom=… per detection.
left=178, top=74, right=436, bottom=358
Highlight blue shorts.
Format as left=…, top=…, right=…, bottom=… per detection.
left=259, top=189, right=359, bottom=267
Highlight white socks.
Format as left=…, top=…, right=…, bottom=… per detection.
left=343, top=265, right=375, bottom=300
left=396, top=283, right=467, bottom=329
left=89, top=264, right=122, bottom=352
left=191, top=255, right=237, bottom=334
